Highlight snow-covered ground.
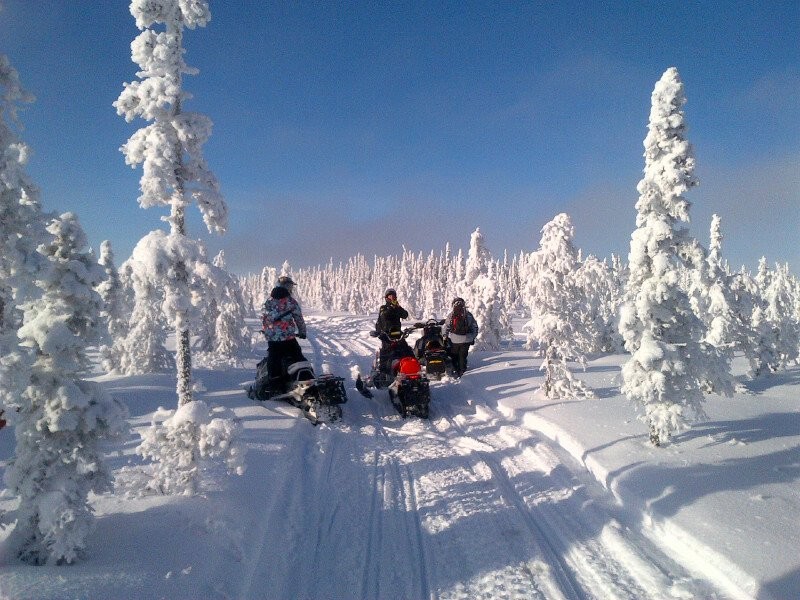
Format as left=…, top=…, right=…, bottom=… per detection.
left=1, top=313, right=798, bottom=600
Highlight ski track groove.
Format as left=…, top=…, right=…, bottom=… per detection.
left=432, top=398, right=582, bottom=599
left=237, top=421, right=318, bottom=600
left=439, top=402, right=638, bottom=600
left=434, top=384, right=722, bottom=600
left=362, top=456, right=385, bottom=599
left=307, top=431, right=337, bottom=594
left=369, top=398, right=433, bottom=599
left=403, top=462, right=433, bottom=600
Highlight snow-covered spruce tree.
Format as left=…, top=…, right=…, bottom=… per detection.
left=213, top=280, right=250, bottom=362
left=678, top=234, right=737, bottom=395
left=398, top=247, right=420, bottom=317
left=472, top=261, right=507, bottom=350
left=114, top=231, right=246, bottom=494
left=729, top=266, right=773, bottom=377
left=115, top=0, right=227, bottom=406
left=689, top=218, right=757, bottom=388
left=115, top=244, right=175, bottom=375
left=743, top=258, right=792, bottom=376
left=0, top=50, right=56, bottom=548
left=97, top=240, right=131, bottom=372
left=575, top=255, right=623, bottom=354
left=695, top=215, right=748, bottom=358
left=193, top=251, right=220, bottom=354
left=129, top=400, right=245, bottom=496
left=279, top=259, right=292, bottom=280
left=619, top=67, right=732, bottom=446
left=456, top=227, right=505, bottom=350
left=762, top=262, right=800, bottom=369
left=4, top=213, right=129, bottom=565
left=523, top=213, right=593, bottom=398
left=0, top=53, right=47, bottom=432
left=238, top=272, right=257, bottom=315
left=194, top=249, right=250, bottom=367
left=259, top=265, right=276, bottom=306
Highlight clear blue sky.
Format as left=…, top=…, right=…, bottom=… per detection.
left=1, top=1, right=798, bottom=275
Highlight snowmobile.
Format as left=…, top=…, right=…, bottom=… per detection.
left=247, top=355, right=347, bottom=425
left=355, top=325, right=431, bottom=419
left=412, top=318, right=451, bottom=380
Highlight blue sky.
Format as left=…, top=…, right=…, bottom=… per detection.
left=1, top=1, right=798, bottom=275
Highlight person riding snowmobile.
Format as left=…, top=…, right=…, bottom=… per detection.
left=261, top=276, right=307, bottom=395
left=442, top=297, right=479, bottom=377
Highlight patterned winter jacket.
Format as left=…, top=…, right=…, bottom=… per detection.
left=442, top=308, right=479, bottom=344
left=261, top=286, right=307, bottom=342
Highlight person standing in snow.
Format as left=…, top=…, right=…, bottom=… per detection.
left=442, top=297, right=479, bottom=378
left=373, top=287, right=411, bottom=374
left=262, top=276, right=307, bottom=394
left=374, top=288, right=408, bottom=335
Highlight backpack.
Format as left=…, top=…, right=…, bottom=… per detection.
left=451, top=309, right=468, bottom=335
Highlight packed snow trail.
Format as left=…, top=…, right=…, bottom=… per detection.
left=234, top=315, right=729, bottom=599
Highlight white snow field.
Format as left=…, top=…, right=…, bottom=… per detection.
left=1, top=313, right=798, bottom=599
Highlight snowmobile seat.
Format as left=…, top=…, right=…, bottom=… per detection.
left=286, top=360, right=315, bottom=381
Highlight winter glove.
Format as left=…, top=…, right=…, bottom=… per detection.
left=297, top=332, right=307, bottom=339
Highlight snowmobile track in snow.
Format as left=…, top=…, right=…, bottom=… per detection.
left=238, top=315, right=730, bottom=600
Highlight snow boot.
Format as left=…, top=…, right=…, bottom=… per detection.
left=355, top=375, right=373, bottom=398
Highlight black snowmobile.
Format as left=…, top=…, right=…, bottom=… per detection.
left=355, top=325, right=431, bottom=419
left=248, top=355, right=347, bottom=425
left=413, top=318, right=451, bottom=380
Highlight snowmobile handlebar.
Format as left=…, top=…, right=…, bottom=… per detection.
left=370, top=324, right=423, bottom=342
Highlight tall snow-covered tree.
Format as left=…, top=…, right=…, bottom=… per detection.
left=742, top=258, right=798, bottom=377
left=114, top=242, right=175, bottom=375
left=457, top=227, right=505, bottom=350
left=194, top=249, right=250, bottom=366
left=523, top=213, right=593, bottom=398
left=762, top=262, right=800, bottom=368
left=115, top=0, right=227, bottom=406
left=260, top=265, right=277, bottom=306
left=694, top=215, right=746, bottom=357
left=729, top=266, right=773, bottom=377
left=97, top=240, right=131, bottom=372
left=575, top=255, right=623, bottom=354
left=5, top=213, right=128, bottom=564
left=0, top=53, right=48, bottom=428
left=619, top=67, right=731, bottom=446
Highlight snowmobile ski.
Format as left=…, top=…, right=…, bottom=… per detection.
left=355, top=375, right=374, bottom=398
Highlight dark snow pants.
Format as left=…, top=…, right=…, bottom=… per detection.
left=449, top=342, right=470, bottom=377
left=267, top=338, right=306, bottom=390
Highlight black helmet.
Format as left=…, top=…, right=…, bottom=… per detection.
left=277, top=276, right=295, bottom=289
left=384, top=288, right=397, bottom=299
left=452, top=297, right=465, bottom=308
